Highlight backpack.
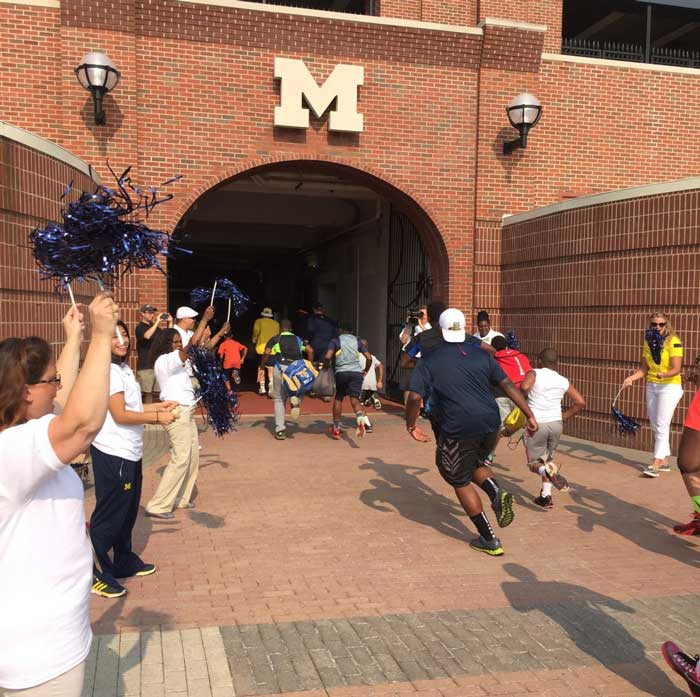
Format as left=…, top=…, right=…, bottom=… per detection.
left=281, top=359, right=319, bottom=397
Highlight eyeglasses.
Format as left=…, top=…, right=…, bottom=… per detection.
left=650, top=322, right=667, bottom=328
left=30, top=373, right=61, bottom=386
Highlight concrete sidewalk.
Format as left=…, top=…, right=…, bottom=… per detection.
left=83, top=412, right=699, bottom=696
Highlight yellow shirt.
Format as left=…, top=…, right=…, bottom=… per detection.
left=252, top=317, right=280, bottom=355
left=642, top=334, right=683, bottom=385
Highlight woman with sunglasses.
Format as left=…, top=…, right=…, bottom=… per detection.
left=0, top=293, right=118, bottom=696
left=623, top=312, right=684, bottom=477
left=144, top=306, right=214, bottom=519
left=89, top=320, right=179, bottom=600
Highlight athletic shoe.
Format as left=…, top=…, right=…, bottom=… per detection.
left=92, top=576, right=127, bottom=599
left=544, top=462, right=570, bottom=491
left=356, top=418, right=366, bottom=439
left=492, top=491, right=515, bottom=528
left=642, top=465, right=661, bottom=478
left=329, top=425, right=341, bottom=440
left=484, top=453, right=495, bottom=467
left=290, top=396, right=301, bottom=419
left=365, top=425, right=373, bottom=434
left=534, top=494, right=554, bottom=509
left=469, top=536, right=504, bottom=556
left=258, top=385, right=266, bottom=395
left=275, top=430, right=286, bottom=440
left=673, top=513, right=700, bottom=535
left=658, top=462, right=672, bottom=472
left=372, top=397, right=382, bottom=410
left=662, top=641, right=700, bottom=696
left=145, top=510, right=174, bottom=520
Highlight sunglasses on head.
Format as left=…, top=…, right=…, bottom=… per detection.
left=650, top=322, right=666, bottom=328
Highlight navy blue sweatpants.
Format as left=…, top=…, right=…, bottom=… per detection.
left=89, top=446, right=145, bottom=585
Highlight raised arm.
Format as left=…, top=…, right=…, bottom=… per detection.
left=48, top=293, right=118, bottom=464
left=54, top=305, right=85, bottom=412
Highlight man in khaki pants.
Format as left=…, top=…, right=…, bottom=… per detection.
left=146, top=307, right=214, bottom=519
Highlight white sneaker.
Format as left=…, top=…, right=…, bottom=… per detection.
left=290, top=396, right=301, bottom=419
left=642, top=465, right=660, bottom=478
left=258, top=385, right=266, bottom=395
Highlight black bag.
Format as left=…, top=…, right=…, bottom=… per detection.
left=313, top=366, right=336, bottom=397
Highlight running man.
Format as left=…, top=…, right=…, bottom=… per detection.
left=406, top=308, right=538, bottom=556
left=324, top=324, right=373, bottom=440
left=520, top=348, right=586, bottom=509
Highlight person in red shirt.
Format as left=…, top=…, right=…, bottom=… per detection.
left=485, top=335, right=533, bottom=464
left=217, top=331, right=248, bottom=390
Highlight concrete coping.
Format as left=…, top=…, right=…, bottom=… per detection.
left=477, top=17, right=547, bottom=33
left=0, top=121, right=98, bottom=181
left=0, top=0, right=59, bottom=6
left=502, top=177, right=700, bottom=226
left=175, top=0, right=484, bottom=35
left=542, top=51, right=700, bottom=77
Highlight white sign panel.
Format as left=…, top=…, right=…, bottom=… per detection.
left=274, top=57, right=364, bottom=133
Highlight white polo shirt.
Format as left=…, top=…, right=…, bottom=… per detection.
left=155, top=349, right=196, bottom=406
left=92, top=363, right=145, bottom=461
left=0, top=415, right=93, bottom=689
left=174, top=324, right=194, bottom=348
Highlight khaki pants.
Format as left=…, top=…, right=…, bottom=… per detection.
left=146, top=405, right=199, bottom=514
left=1, top=662, right=85, bottom=696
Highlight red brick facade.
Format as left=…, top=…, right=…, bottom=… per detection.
left=2, top=0, right=700, bottom=444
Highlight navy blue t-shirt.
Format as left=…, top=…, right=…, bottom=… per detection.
left=409, top=340, right=507, bottom=438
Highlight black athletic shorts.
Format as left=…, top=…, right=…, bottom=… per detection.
left=434, top=429, right=498, bottom=487
left=335, top=371, right=363, bottom=400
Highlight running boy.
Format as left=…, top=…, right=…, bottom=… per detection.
left=520, top=348, right=586, bottom=508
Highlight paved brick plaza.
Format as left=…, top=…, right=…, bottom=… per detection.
left=82, top=411, right=700, bottom=697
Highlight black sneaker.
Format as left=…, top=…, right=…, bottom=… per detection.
left=91, top=576, right=127, bottom=599
left=469, top=536, right=504, bottom=556
left=275, top=430, right=286, bottom=440
left=492, top=491, right=515, bottom=528
left=133, top=563, right=156, bottom=577
left=534, top=494, right=554, bottom=509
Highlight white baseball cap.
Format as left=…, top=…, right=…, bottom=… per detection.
left=175, top=306, right=199, bottom=320
left=439, top=308, right=466, bottom=343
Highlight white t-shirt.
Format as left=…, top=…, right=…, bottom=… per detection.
left=359, top=354, right=381, bottom=391
left=174, top=324, right=194, bottom=348
left=0, top=415, right=93, bottom=690
left=92, top=363, right=145, bottom=461
left=527, top=367, right=570, bottom=423
left=155, top=349, right=196, bottom=406
left=472, top=329, right=504, bottom=346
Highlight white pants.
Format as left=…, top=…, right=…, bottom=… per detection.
left=646, top=382, right=683, bottom=459
left=1, top=662, right=84, bottom=697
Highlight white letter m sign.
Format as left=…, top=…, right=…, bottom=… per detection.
left=274, top=57, right=364, bottom=133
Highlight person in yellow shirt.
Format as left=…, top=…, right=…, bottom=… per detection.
left=623, top=312, right=683, bottom=477
left=252, top=308, right=280, bottom=396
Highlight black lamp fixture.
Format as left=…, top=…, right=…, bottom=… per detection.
left=503, top=92, right=542, bottom=155
left=74, top=52, right=120, bottom=125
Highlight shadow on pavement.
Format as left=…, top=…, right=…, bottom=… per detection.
left=558, top=438, right=645, bottom=471
left=565, top=483, right=700, bottom=569
left=501, top=564, right=687, bottom=697
left=358, top=457, right=472, bottom=542
left=188, top=510, right=226, bottom=528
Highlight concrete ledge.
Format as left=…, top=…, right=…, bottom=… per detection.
left=0, top=0, right=59, bottom=7
left=503, top=177, right=700, bottom=226
left=543, top=51, right=700, bottom=77
left=176, top=0, right=484, bottom=35
left=0, top=121, right=97, bottom=180
left=478, top=17, right=547, bottom=33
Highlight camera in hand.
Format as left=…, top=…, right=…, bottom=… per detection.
left=407, top=308, right=424, bottom=325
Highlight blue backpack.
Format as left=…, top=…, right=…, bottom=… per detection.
left=281, top=359, right=319, bottom=397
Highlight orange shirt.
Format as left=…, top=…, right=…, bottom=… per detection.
left=217, top=339, right=246, bottom=369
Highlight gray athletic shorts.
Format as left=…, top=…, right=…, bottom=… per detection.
left=525, top=420, right=563, bottom=462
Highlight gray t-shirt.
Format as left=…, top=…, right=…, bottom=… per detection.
left=329, top=334, right=367, bottom=373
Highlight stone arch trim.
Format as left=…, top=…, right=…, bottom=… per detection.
left=166, top=153, right=449, bottom=295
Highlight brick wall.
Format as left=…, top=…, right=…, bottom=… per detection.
left=501, top=186, right=700, bottom=452
left=0, top=135, right=138, bottom=352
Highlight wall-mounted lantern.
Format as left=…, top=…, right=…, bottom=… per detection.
left=74, top=52, right=120, bottom=125
left=503, top=92, right=542, bottom=155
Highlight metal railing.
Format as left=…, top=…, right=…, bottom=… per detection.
left=562, top=38, right=700, bottom=69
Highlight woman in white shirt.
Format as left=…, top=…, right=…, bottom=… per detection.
left=0, top=293, right=117, bottom=696
left=145, top=306, right=213, bottom=519
left=89, top=320, right=178, bottom=600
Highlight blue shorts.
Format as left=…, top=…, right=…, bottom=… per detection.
left=335, top=371, right=363, bottom=400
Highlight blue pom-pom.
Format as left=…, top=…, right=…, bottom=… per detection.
left=187, top=345, right=239, bottom=437
left=505, top=330, right=520, bottom=350
left=611, top=405, right=641, bottom=435
left=28, top=164, right=186, bottom=286
left=190, top=277, right=250, bottom=317
left=645, top=328, right=664, bottom=365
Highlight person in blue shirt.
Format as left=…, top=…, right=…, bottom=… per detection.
left=406, top=308, right=538, bottom=556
